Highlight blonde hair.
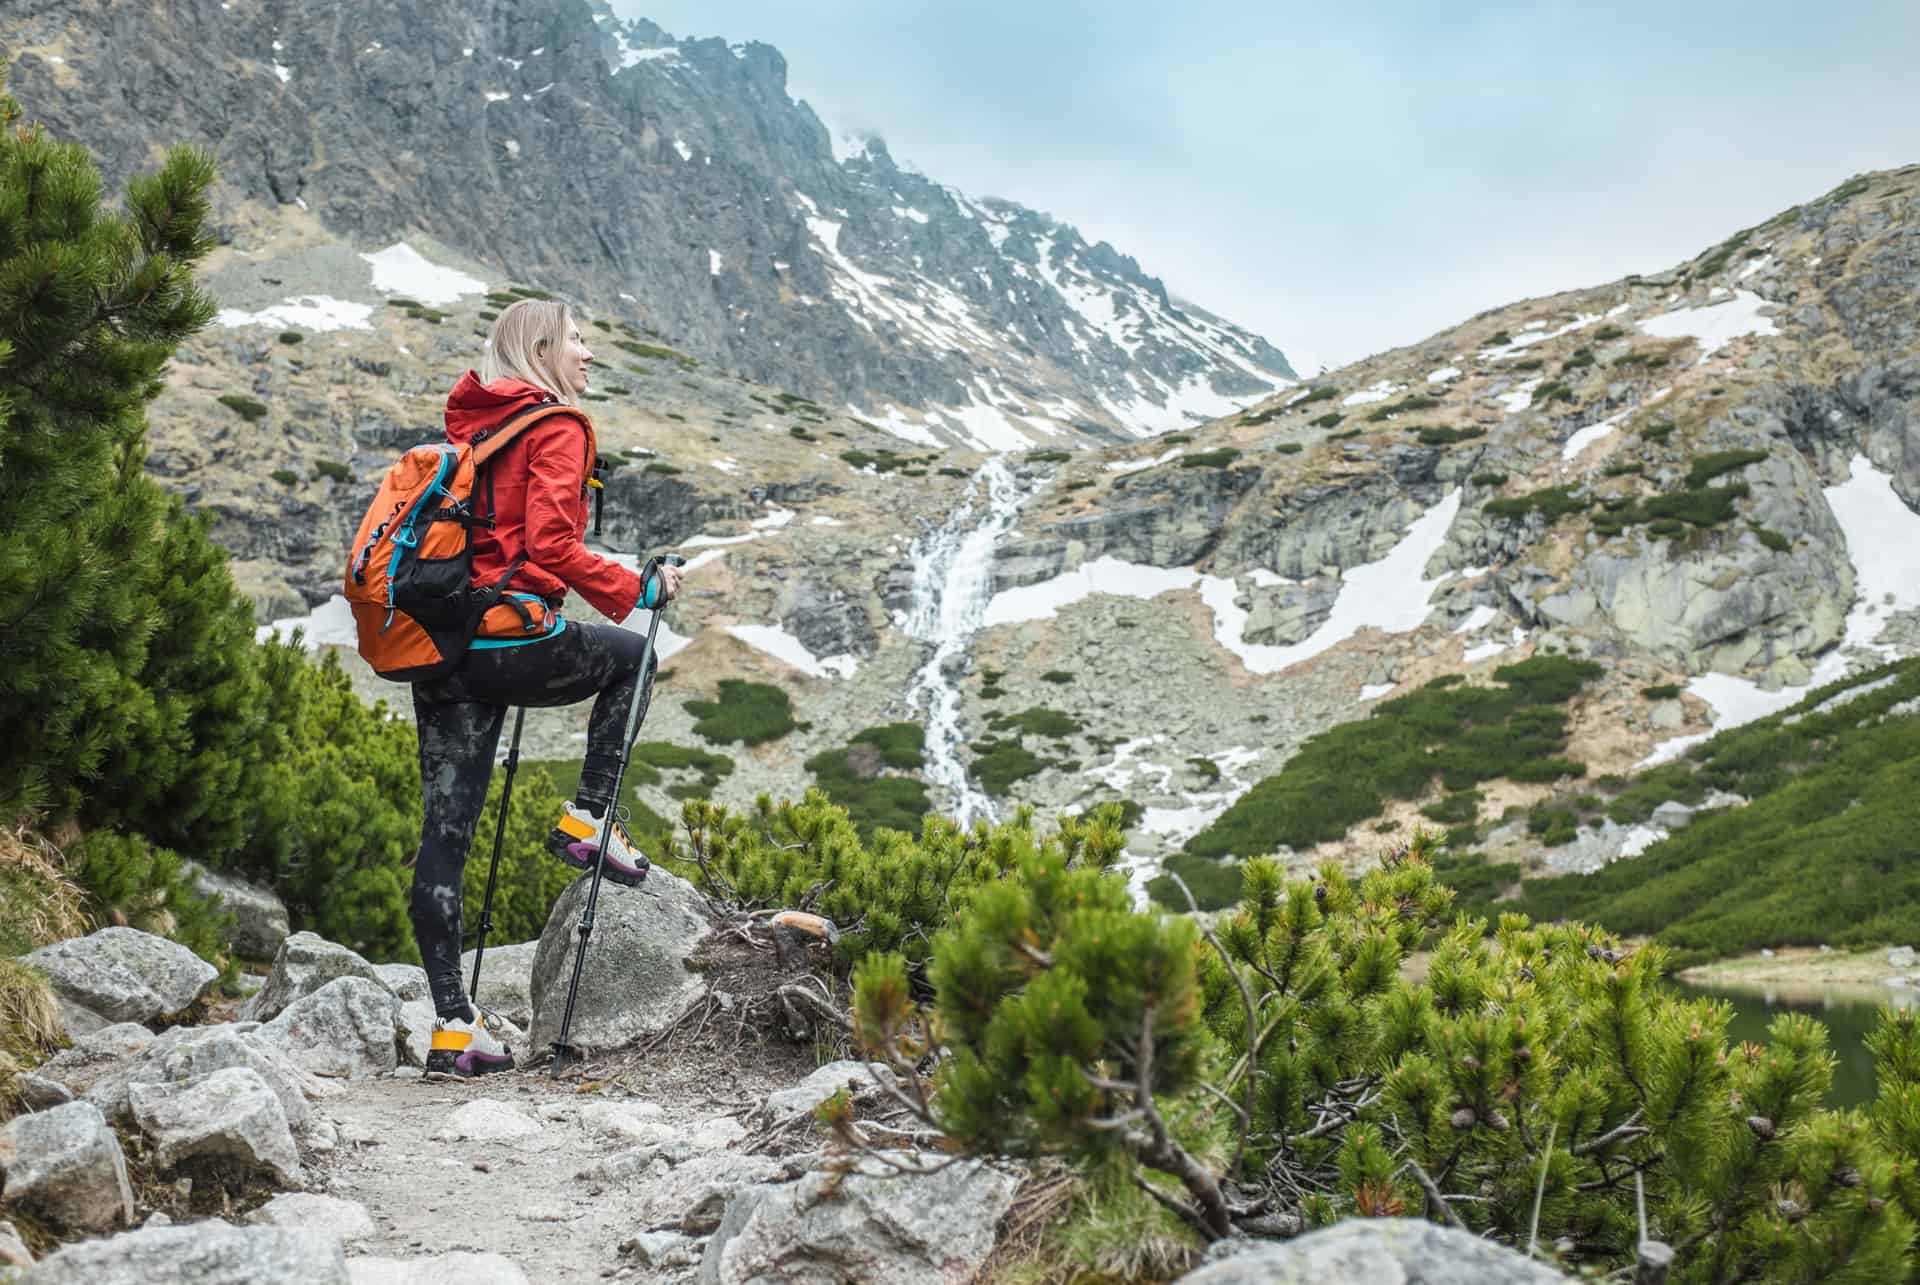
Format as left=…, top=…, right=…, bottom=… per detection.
left=480, top=299, right=580, bottom=406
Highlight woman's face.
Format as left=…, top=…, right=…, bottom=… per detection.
left=558, top=322, right=594, bottom=396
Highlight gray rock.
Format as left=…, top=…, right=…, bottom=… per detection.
left=395, top=998, right=434, bottom=1068
left=1890, top=947, right=1917, bottom=969
left=371, top=963, right=430, bottom=1004
left=249, top=1193, right=376, bottom=1243
left=242, top=932, right=387, bottom=1024
left=632, top=1152, right=787, bottom=1232
left=22, top=1223, right=348, bottom=1285
left=14, top=1073, right=75, bottom=1111
left=128, top=1066, right=303, bottom=1186
left=756, top=1060, right=899, bottom=1126
left=699, top=1153, right=1019, bottom=1284
left=252, top=977, right=402, bottom=1078
left=345, top=1253, right=529, bottom=1284
left=0, top=1101, right=134, bottom=1233
left=22, top=928, right=217, bottom=1027
left=77, top=1025, right=157, bottom=1059
left=528, top=868, right=712, bottom=1054
left=187, top=863, right=292, bottom=960
left=459, top=941, right=539, bottom=1028
left=1173, top=1218, right=1574, bottom=1284
left=141, top=1023, right=324, bottom=1133
left=620, top=1230, right=693, bottom=1268
left=432, top=1099, right=541, bottom=1142
left=0, top=1218, right=32, bottom=1271
left=1649, top=801, right=1697, bottom=830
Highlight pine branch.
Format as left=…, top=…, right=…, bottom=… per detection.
left=1401, top=1154, right=1469, bottom=1231
left=1169, top=870, right=1257, bottom=1171
left=1572, top=1109, right=1649, bottom=1156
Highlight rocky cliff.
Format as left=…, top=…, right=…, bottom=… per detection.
left=1, top=0, right=1292, bottom=445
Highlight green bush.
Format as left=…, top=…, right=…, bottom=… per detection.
left=311, top=459, right=351, bottom=484
left=1686, top=449, right=1768, bottom=488
left=682, top=680, right=796, bottom=746
left=1025, top=449, right=1072, bottom=464
left=987, top=706, right=1082, bottom=739
left=1530, top=380, right=1574, bottom=407
left=970, top=738, right=1051, bottom=796
left=1163, top=433, right=1194, bottom=444
left=1642, top=421, right=1676, bottom=443
left=1040, top=670, right=1075, bottom=685
left=1752, top=525, right=1792, bottom=552
left=1510, top=357, right=1545, bottom=372
left=270, top=469, right=298, bottom=488
left=506, top=285, right=555, bottom=301
left=1481, top=330, right=1512, bottom=347
left=1591, top=324, right=1627, bottom=341
left=1367, top=394, right=1440, bottom=422
left=1561, top=347, right=1595, bottom=372
left=1327, top=428, right=1361, bottom=442
left=805, top=733, right=931, bottom=841
left=855, top=840, right=1920, bottom=1275
left=1178, top=448, right=1241, bottom=469
left=217, top=394, right=268, bottom=421
left=1299, top=385, right=1341, bottom=404
left=1413, top=426, right=1483, bottom=446
left=1184, top=657, right=1601, bottom=860
left=1274, top=441, right=1303, bottom=454
left=477, top=309, right=498, bottom=322
left=1310, top=412, right=1344, bottom=429
left=1471, top=471, right=1507, bottom=487
left=614, top=338, right=697, bottom=367
left=632, top=741, right=733, bottom=800
left=1483, top=485, right=1587, bottom=523
left=789, top=426, right=816, bottom=441
left=940, top=466, right=970, bottom=479
left=643, top=461, right=681, bottom=476
left=1641, top=683, right=1683, bottom=700
left=276, top=330, right=302, bottom=345
left=1419, top=789, right=1482, bottom=825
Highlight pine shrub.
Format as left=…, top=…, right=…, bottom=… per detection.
left=216, top=394, right=268, bottom=421
left=683, top=679, right=796, bottom=746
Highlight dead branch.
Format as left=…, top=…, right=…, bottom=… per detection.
left=1400, top=1155, right=1468, bottom=1232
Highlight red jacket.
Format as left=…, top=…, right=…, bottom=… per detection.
left=443, top=373, right=642, bottom=623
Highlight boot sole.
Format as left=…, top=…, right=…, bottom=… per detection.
left=545, top=831, right=649, bottom=887
left=425, top=1047, right=516, bottom=1078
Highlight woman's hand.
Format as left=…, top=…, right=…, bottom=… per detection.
left=657, top=561, right=683, bottom=603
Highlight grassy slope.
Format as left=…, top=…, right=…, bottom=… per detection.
left=1445, top=659, right=1920, bottom=966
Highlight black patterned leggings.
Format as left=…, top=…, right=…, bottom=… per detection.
left=409, top=619, right=656, bottom=1019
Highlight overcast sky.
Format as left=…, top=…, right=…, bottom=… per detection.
left=613, top=0, right=1920, bottom=374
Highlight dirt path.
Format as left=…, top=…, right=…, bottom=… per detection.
left=312, top=1039, right=816, bottom=1283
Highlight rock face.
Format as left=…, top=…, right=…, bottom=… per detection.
left=242, top=932, right=388, bottom=1024
left=1175, top=1219, right=1575, bottom=1284
left=528, top=869, right=712, bottom=1054
left=0, top=1101, right=135, bottom=1234
left=22, top=928, right=217, bottom=1030
left=187, top=863, right=292, bottom=960
left=1, top=1, right=1290, bottom=445
left=700, top=1154, right=1019, bottom=1284
left=129, top=1066, right=304, bottom=1185
left=252, top=977, right=403, bottom=1079
left=21, top=1223, right=349, bottom=1285
left=460, top=941, right=539, bottom=1029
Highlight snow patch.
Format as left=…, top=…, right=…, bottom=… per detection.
left=361, top=243, right=486, bottom=306
left=1454, top=605, right=1497, bottom=634
left=215, top=296, right=374, bottom=332
left=1426, top=365, right=1462, bottom=384
left=708, top=249, right=723, bottom=277
left=673, top=139, right=692, bottom=161
left=1342, top=380, right=1400, bottom=408
left=1561, top=408, right=1631, bottom=462
left=724, top=624, right=855, bottom=679
left=256, top=595, right=356, bottom=648
left=1637, top=290, right=1778, bottom=357
left=1498, top=379, right=1542, bottom=414
left=1360, top=683, right=1396, bottom=701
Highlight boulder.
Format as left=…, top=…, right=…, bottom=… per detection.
left=460, top=941, right=539, bottom=1028
left=346, top=1252, right=530, bottom=1285
left=372, top=964, right=430, bottom=1004
left=21, top=1223, right=348, bottom=1285
left=142, top=1023, right=324, bottom=1133
left=1649, top=801, right=1697, bottom=830
left=756, top=1060, right=899, bottom=1127
left=14, top=1073, right=75, bottom=1111
left=432, top=1099, right=541, bottom=1142
left=249, top=1193, right=376, bottom=1243
left=1891, top=946, right=1918, bottom=970
left=0, top=1101, right=134, bottom=1233
left=699, top=1153, right=1019, bottom=1284
left=22, top=928, right=217, bottom=1028
left=252, top=977, right=401, bottom=1078
left=528, top=869, right=712, bottom=1054
left=243, top=932, right=387, bottom=1023
left=128, top=1066, right=303, bottom=1186
left=1173, top=1218, right=1575, bottom=1284
left=396, top=998, right=434, bottom=1067
left=631, top=1152, right=786, bottom=1233
left=187, top=863, right=292, bottom=960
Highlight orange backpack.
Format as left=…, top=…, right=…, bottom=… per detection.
left=344, top=401, right=581, bottom=682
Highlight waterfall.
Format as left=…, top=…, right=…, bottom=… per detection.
left=902, top=455, right=1038, bottom=827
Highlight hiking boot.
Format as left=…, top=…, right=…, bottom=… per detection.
left=426, top=1009, right=515, bottom=1078
left=548, top=801, right=650, bottom=887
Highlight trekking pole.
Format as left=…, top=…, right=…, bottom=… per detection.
left=551, top=554, right=683, bottom=1076
left=468, top=706, right=525, bottom=1002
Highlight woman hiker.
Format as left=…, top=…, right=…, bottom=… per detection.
left=410, top=299, right=682, bottom=1077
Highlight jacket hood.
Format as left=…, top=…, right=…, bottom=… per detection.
left=444, top=372, right=560, bottom=444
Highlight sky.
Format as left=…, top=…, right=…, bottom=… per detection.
left=612, top=1, right=1920, bottom=375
